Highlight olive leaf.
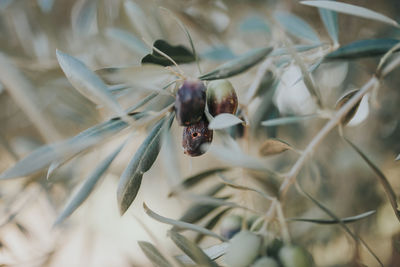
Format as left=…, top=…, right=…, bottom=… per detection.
left=54, top=139, right=127, bottom=225
left=141, top=39, right=195, bottom=66
left=175, top=242, right=229, bottom=265
left=344, top=137, right=400, bottom=223
left=288, top=210, right=376, bottom=224
left=105, top=28, right=149, bottom=55
left=274, top=11, right=320, bottom=44
left=319, top=4, right=339, bottom=45
left=261, top=114, right=317, bottom=127
left=143, top=203, right=227, bottom=242
left=208, top=113, right=243, bottom=130
left=325, top=39, right=400, bottom=60
left=117, top=113, right=174, bottom=215
left=239, top=16, right=270, bottom=33
left=138, top=241, right=173, bottom=267
left=198, top=47, right=273, bottom=80
left=71, top=0, right=97, bottom=36
left=195, top=208, right=232, bottom=243
left=168, top=231, right=217, bottom=267
left=335, top=89, right=362, bottom=126
left=301, top=1, right=399, bottom=27
left=396, top=154, right=400, bottom=161
left=259, top=138, right=293, bottom=156
left=56, top=50, right=126, bottom=118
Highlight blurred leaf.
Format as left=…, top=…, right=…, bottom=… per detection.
left=239, top=16, right=270, bottom=33
left=172, top=184, right=226, bottom=231
left=195, top=208, right=231, bottom=243
left=345, top=138, right=400, bottom=223
left=56, top=50, right=125, bottom=117
left=199, top=47, right=273, bottom=80
left=105, top=28, right=149, bottom=55
left=169, top=168, right=230, bottom=196
left=289, top=210, right=376, bottom=224
left=219, top=175, right=275, bottom=200
left=297, top=183, right=383, bottom=266
left=274, top=11, right=320, bottom=44
left=138, top=241, right=173, bottom=267
left=396, top=154, right=400, bottom=161
left=318, top=3, right=339, bottom=45
left=37, top=0, right=54, bottom=13
left=335, top=89, right=362, bottom=126
left=325, top=39, right=400, bottom=60
left=141, top=40, right=195, bottom=66
left=208, top=114, right=243, bottom=130
left=301, top=1, right=399, bottom=27
left=54, top=140, right=127, bottom=225
left=201, top=46, right=236, bottom=61
left=117, top=113, right=174, bottom=215
left=169, top=231, right=217, bottom=267
left=71, top=0, right=98, bottom=36
left=124, top=0, right=153, bottom=40
left=175, top=242, right=229, bottom=264
left=259, top=138, right=292, bottom=156
left=144, top=203, right=227, bottom=241
left=271, top=44, right=323, bottom=56
left=261, top=114, right=317, bottom=126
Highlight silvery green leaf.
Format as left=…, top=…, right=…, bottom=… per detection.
left=105, top=28, right=149, bottom=55
left=261, top=114, right=317, bottom=126
left=176, top=242, right=229, bottom=264
left=138, top=241, right=173, bottom=267
left=335, top=89, right=362, bottom=126
left=201, top=46, right=236, bottom=61
left=271, top=44, right=323, bottom=56
left=274, top=11, right=320, bottom=44
left=396, top=154, right=400, bottom=161
left=288, top=210, right=376, bottom=224
left=124, top=0, right=153, bottom=40
left=56, top=50, right=126, bottom=118
left=117, top=114, right=174, bottom=215
left=54, top=140, right=127, bottom=225
left=161, top=123, right=181, bottom=187
left=318, top=2, right=339, bottom=45
left=71, top=0, right=98, bottom=36
left=301, top=1, right=399, bottom=27
left=208, top=114, right=243, bottom=130
left=326, top=39, right=400, bottom=60
left=195, top=208, right=231, bottom=243
left=144, top=203, right=227, bottom=242
left=239, top=16, right=270, bottom=33
left=169, top=231, right=217, bottom=267
left=199, top=47, right=273, bottom=80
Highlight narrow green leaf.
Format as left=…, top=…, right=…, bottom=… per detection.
left=297, top=183, right=383, bottom=267
left=326, top=39, right=400, bottom=60
left=105, top=28, right=149, bottom=55
left=138, top=241, right=173, bottom=267
left=144, top=203, right=227, bottom=242
left=318, top=3, right=339, bottom=45
left=259, top=138, right=292, bottom=156
left=301, top=1, right=399, bottom=27
left=239, top=16, right=270, bottom=33
left=141, top=40, right=195, bottom=66
left=117, top=113, right=174, bottom=215
left=271, top=44, right=323, bottom=56
left=54, top=140, right=127, bottom=225
left=71, top=0, right=97, bottom=36
left=195, top=208, right=231, bottom=243
left=335, top=89, right=362, bottom=126
left=274, top=11, right=320, bottom=44
left=124, top=0, right=153, bottom=41
left=289, top=210, right=376, bottom=224
left=56, top=50, right=125, bottom=117
left=208, top=114, right=243, bottom=130
left=169, top=231, right=217, bottom=267
left=199, top=47, right=273, bottom=80
left=345, top=138, right=400, bottom=223
left=261, top=114, right=317, bottom=126
left=219, top=175, right=275, bottom=200
left=201, top=46, right=236, bottom=61
left=175, top=242, right=229, bottom=264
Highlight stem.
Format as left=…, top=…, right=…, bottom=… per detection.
left=279, top=76, right=379, bottom=197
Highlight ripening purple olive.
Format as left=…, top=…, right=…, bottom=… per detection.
left=206, top=79, right=238, bottom=116
left=182, top=117, right=213, bottom=157
left=220, top=214, right=243, bottom=239
left=175, top=79, right=206, bottom=126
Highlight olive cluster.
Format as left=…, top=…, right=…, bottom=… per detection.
left=220, top=215, right=314, bottom=267
left=175, top=79, right=238, bottom=156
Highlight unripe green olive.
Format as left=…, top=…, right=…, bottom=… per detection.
left=252, top=256, right=279, bottom=267
left=220, top=214, right=243, bottom=239
left=206, top=79, right=238, bottom=116
left=224, top=231, right=262, bottom=267
left=175, top=79, right=206, bottom=126
left=278, top=245, right=313, bottom=267
left=182, top=117, right=213, bottom=157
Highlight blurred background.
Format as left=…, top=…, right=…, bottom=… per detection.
left=0, top=0, right=400, bottom=266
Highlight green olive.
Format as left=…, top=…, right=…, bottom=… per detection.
left=224, top=231, right=262, bottom=267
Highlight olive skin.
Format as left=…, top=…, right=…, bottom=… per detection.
left=220, top=215, right=243, bottom=239
left=207, top=79, right=238, bottom=116
left=182, top=118, right=213, bottom=157
left=278, top=245, right=313, bottom=267
left=175, top=79, right=206, bottom=126
left=224, top=231, right=262, bottom=267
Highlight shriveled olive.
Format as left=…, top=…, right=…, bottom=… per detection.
left=207, top=79, right=238, bottom=116
left=175, top=79, right=206, bottom=126
left=182, top=117, right=213, bottom=157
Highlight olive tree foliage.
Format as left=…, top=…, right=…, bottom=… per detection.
left=0, top=0, right=400, bottom=266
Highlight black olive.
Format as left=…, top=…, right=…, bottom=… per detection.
left=182, top=118, right=213, bottom=157
left=175, top=79, right=206, bottom=126
left=206, top=79, right=238, bottom=116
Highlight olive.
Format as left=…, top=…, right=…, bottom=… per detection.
left=224, top=231, right=262, bottom=267
left=206, top=79, right=238, bottom=116
left=182, top=117, right=213, bottom=156
left=175, top=79, right=206, bottom=126
left=252, top=256, right=279, bottom=267
left=220, top=214, right=243, bottom=239
left=278, top=245, right=313, bottom=267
